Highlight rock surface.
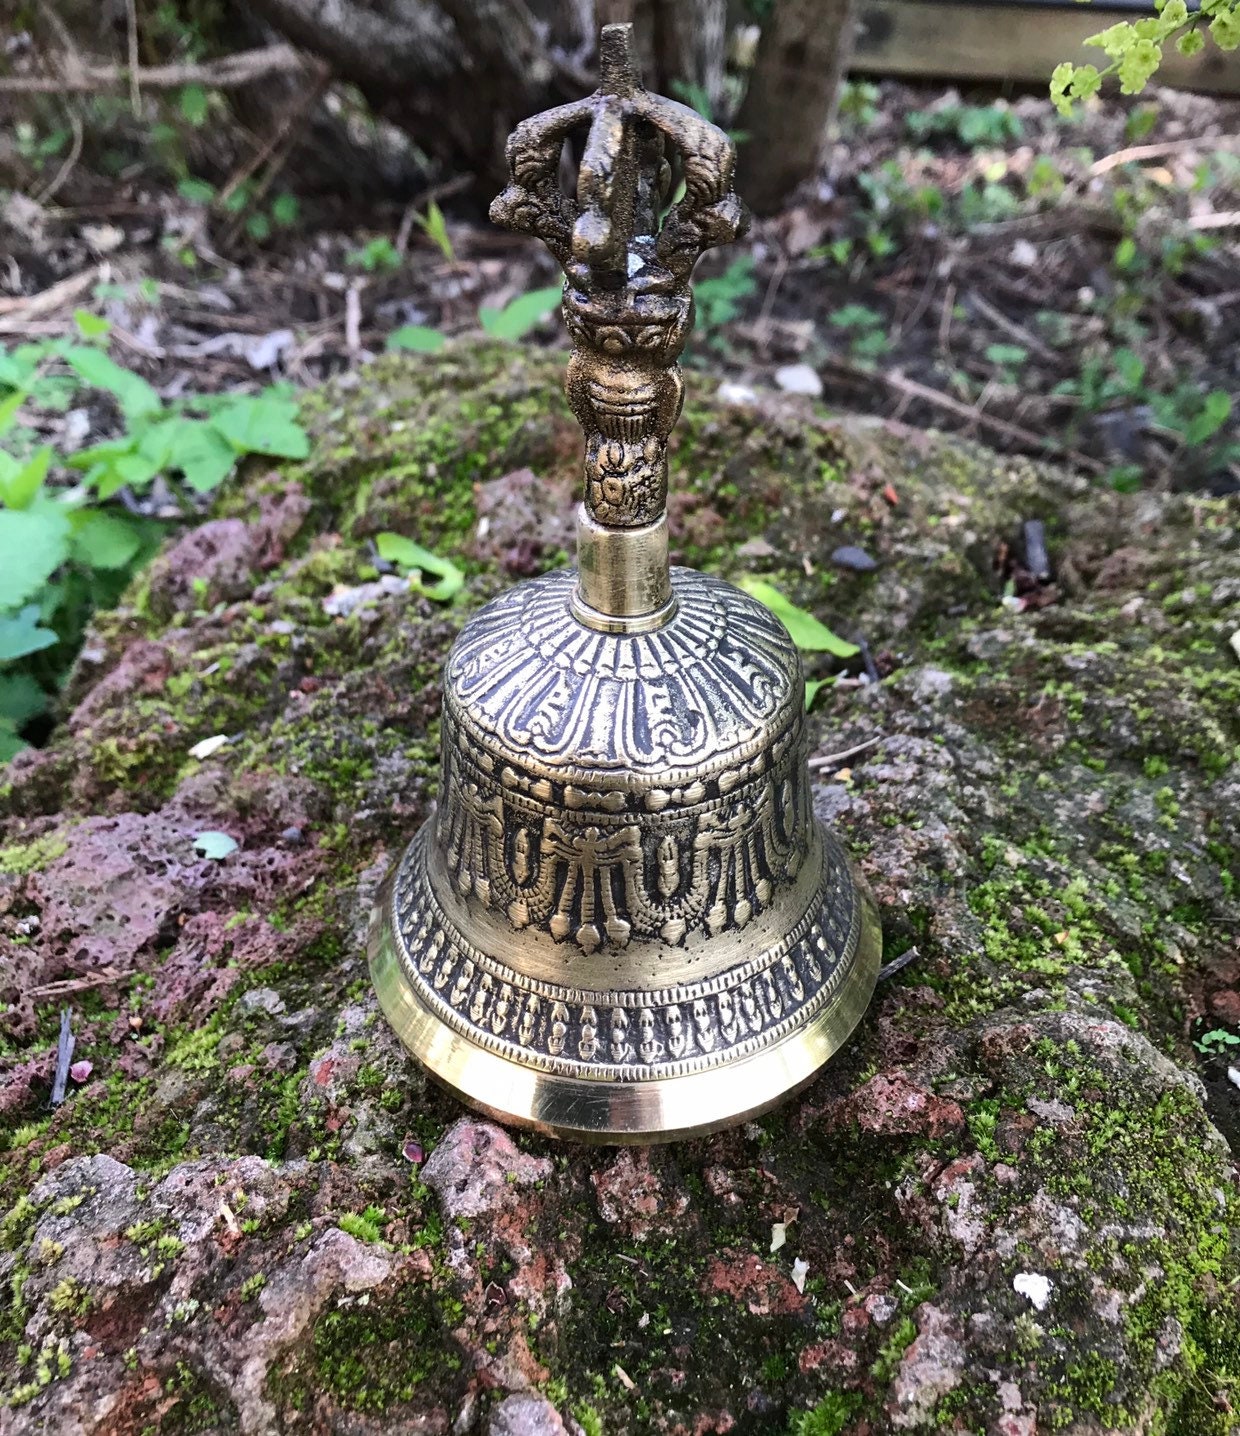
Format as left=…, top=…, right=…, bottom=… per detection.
left=1, top=343, right=1238, bottom=1434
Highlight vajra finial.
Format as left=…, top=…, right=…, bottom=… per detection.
left=490, top=23, right=749, bottom=545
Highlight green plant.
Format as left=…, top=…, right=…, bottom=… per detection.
left=906, top=101, right=1023, bottom=147
left=1052, top=0, right=1240, bottom=114
left=478, top=287, right=562, bottom=341
left=375, top=532, right=464, bottom=602
left=338, top=1205, right=386, bottom=1244
left=1195, top=1028, right=1240, bottom=1055
left=692, top=256, right=758, bottom=346
left=838, top=80, right=881, bottom=131
left=829, top=304, right=891, bottom=363
left=347, top=236, right=402, bottom=273
left=0, top=319, right=308, bottom=757
left=411, top=200, right=456, bottom=263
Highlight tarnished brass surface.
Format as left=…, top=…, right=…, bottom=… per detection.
left=369, top=22, right=880, bottom=1141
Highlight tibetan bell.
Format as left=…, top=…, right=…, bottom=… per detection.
left=369, top=23, right=880, bottom=1141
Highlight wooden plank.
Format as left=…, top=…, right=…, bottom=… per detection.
left=852, top=0, right=1240, bottom=94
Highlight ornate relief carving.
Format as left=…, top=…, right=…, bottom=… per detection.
left=489, top=24, right=749, bottom=532
left=389, top=821, right=860, bottom=1083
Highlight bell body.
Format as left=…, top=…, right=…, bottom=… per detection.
left=368, top=563, right=881, bottom=1141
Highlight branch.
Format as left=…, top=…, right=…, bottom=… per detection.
left=0, top=43, right=306, bottom=95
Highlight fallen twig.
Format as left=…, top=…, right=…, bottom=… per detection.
left=0, top=264, right=104, bottom=319
left=1090, top=135, right=1240, bottom=178
left=28, top=968, right=137, bottom=1000
left=807, top=735, right=886, bottom=771
left=0, top=43, right=305, bottom=94
left=878, top=945, right=921, bottom=983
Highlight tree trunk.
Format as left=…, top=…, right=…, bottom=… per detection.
left=736, top=0, right=857, bottom=214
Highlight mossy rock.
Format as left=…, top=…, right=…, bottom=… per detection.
left=0, top=342, right=1238, bottom=1435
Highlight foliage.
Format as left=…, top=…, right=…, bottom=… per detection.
left=478, top=288, right=563, bottom=341
left=347, top=237, right=402, bottom=273
left=374, top=533, right=464, bottom=602
left=907, top=101, right=1023, bottom=147
left=0, top=316, right=309, bottom=757
left=1052, top=0, right=1240, bottom=115
left=693, top=257, right=758, bottom=332
left=737, top=579, right=859, bottom=659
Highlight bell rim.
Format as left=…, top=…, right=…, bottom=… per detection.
left=368, top=845, right=881, bottom=1144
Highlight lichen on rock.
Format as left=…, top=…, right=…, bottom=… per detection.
left=0, top=342, right=1238, bottom=1434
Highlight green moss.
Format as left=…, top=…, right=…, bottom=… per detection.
left=787, top=1392, right=862, bottom=1435
left=0, top=833, right=67, bottom=875
left=337, top=1207, right=385, bottom=1245
left=271, top=1280, right=465, bottom=1414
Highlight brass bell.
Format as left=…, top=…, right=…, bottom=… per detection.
left=369, top=23, right=880, bottom=1141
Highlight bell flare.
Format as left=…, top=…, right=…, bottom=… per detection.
left=368, top=565, right=880, bottom=1143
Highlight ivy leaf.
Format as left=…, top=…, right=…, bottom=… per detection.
left=375, top=532, right=464, bottom=603
left=737, top=578, right=861, bottom=658
left=1186, top=391, right=1232, bottom=446
left=478, top=287, right=562, bottom=341
left=212, top=396, right=310, bottom=460
left=0, top=501, right=71, bottom=610
left=63, top=346, right=162, bottom=420
left=0, top=605, right=59, bottom=662
left=69, top=510, right=143, bottom=570
left=386, top=325, right=446, bottom=354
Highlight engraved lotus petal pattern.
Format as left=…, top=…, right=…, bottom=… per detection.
left=448, top=568, right=800, bottom=782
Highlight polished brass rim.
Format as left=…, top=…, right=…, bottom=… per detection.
left=368, top=845, right=881, bottom=1144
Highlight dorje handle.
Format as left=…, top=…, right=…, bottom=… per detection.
left=489, top=22, right=749, bottom=633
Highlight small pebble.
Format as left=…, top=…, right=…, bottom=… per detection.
left=69, top=1060, right=93, bottom=1084
left=1014, top=1272, right=1052, bottom=1310
left=280, top=826, right=305, bottom=846
left=774, top=363, right=823, bottom=397
left=831, top=545, right=877, bottom=572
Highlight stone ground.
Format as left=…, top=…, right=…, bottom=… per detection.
left=1, top=343, right=1238, bottom=1435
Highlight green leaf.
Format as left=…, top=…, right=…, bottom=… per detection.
left=177, top=177, right=216, bottom=205
left=73, top=309, right=112, bottom=340
left=0, top=720, right=26, bottom=763
left=386, top=325, right=446, bottom=354
left=0, top=501, right=71, bottom=609
left=804, top=678, right=829, bottom=711
left=984, top=344, right=1029, bottom=369
left=737, top=578, right=860, bottom=658
left=0, top=447, right=51, bottom=511
left=375, top=532, right=464, bottom=603
left=193, top=830, right=238, bottom=860
left=1186, top=390, right=1232, bottom=446
left=271, top=192, right=300, bottom=227
left=0, top=672, right=48, bottom=726
left=63, top=346, right=162, bottom=420
left=0, top=605, right=59, bottom=662
left=246, top=212, right=271, bottom=242
left=0, top=389, right=26, bottom=436
left=212, top=397, right=310, bottom=460
left=157, top=419, right=237, bottom=492
left=179, top=84, right=209, bottom=125
left=0, top=349, right=33, bottom=391
left=69, top=509, right=143, bottom=570
left=478, top=287, right=562, bottom=341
